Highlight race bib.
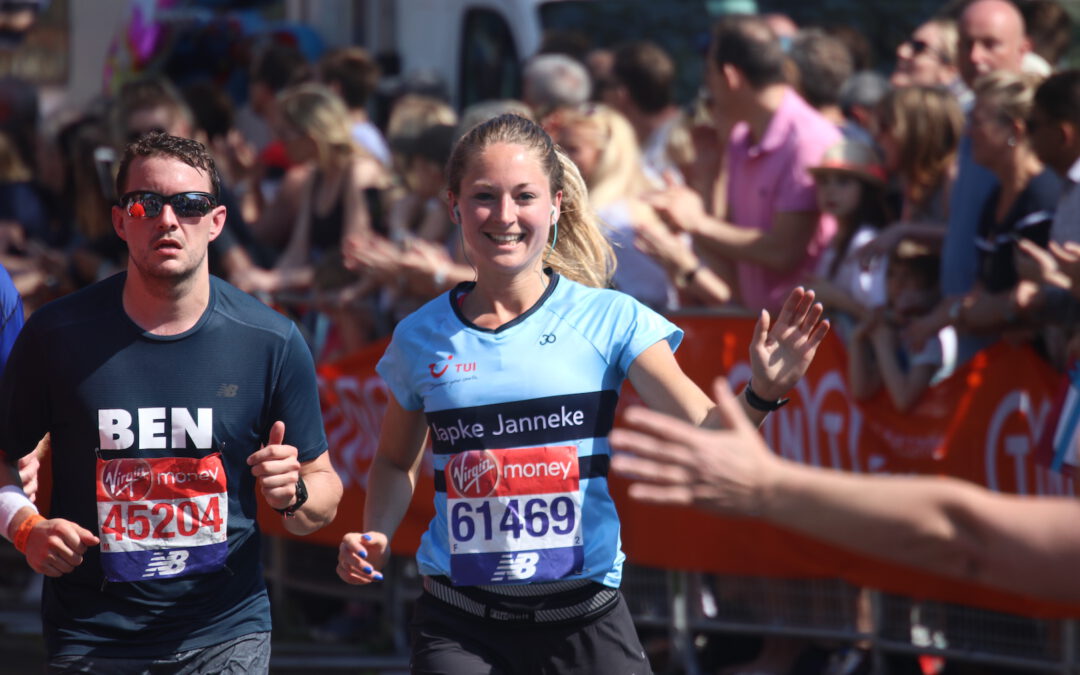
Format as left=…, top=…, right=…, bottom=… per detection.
left=445, top=446, right=583, bottom=585
left=96, top=454, right=228, bottom=582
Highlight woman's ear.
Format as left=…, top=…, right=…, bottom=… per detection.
left=447, top=193, right=460, bottom=224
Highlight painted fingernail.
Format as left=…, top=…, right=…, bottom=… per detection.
left=374, top=572, right=383, bottom=581
left=361, top=534, right=372, bottom=542
left=363, top=566, right=373, bottom=574
left=358, top=550, right=367, bottom=559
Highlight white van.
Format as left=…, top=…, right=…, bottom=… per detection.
left=287, top=0, right=720, bottom=109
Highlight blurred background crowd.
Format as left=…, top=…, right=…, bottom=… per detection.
left=2, top=0, right=1080, bottom=672
left=0, top=0, right=1078, bottom=414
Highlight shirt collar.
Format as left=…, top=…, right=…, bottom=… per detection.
left=746, top=87, right=798, bottom=157
left=1066, top=155, right=1080, bottom=184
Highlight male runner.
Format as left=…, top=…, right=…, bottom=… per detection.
left=0, top=132, right=342, bottom=672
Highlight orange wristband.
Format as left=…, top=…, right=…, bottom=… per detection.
left=13, top=513, right=45, bottom=554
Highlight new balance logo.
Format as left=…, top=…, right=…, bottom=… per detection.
left=142, top=550, right=190, bottom=578
left=217, top=384, right=239, bottom=397
left=490, top=552, right=539, bottom=582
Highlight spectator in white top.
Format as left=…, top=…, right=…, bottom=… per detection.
left=607, top=40, right=684, bottom=182
left=319, top=47, right=393, bottom=167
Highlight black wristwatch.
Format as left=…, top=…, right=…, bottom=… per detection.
left=744, top=379, right=790, bottom=412
left=274, top=477, right=308, bottom=517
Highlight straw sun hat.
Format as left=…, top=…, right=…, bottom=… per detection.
left=808, top=139, right=887, bottom=186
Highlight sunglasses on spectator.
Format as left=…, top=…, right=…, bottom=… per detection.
left=904, top=38, right=949, bottom=63
left=119, top=191, right=218, bottom=219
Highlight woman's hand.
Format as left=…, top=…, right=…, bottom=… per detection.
left=748, top=287, right=829, bottom=400
left=337, top=531, right=389, bottom=584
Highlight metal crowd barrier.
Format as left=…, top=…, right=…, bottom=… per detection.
left=262, top=540, right=1080, bottom=673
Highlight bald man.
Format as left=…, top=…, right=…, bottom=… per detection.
left=956, top=0, right=1032, bottom=87
left=910, top=0, right=1031, bottom=365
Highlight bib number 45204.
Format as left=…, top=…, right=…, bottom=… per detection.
left=101, top=499, right=223, bottom=542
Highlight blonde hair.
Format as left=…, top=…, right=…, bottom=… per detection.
left=546, top=104, right=653, bottom=210
left=385, top=94, right=457, bottom=143
left=876, top=85, right=963, bottom=215
left=925, top=17, right=958, bottom=65
left=972, top=70, right=1045, bottom=127
left=0, top=131, right=30, bottom=182
left=446, top=114, right=615, bottom=288
left=276, top=83, right=361, bottom=168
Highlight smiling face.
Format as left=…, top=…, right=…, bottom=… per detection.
left=450, top=141, right=561, bottom=280
left=112, top=155, right=225, bottom=286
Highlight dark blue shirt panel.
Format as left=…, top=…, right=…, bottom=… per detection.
left=0, top=273, right=327, bottom=657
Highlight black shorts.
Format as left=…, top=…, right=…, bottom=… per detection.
left=409, top=587, right=653, bottom=675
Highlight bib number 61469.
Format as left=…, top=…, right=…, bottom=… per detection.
left=451, top=496, right=576, bottom=542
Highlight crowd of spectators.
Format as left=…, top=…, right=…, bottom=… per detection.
left=0, top=0, right=1071, bottom=404
left=2, top=0, right=1080, bottom=671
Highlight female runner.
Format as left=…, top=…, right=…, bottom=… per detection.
left=337, top=113, right=828, bottom=674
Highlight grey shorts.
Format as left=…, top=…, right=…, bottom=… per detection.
left=46, top=630, right=271, bottom=675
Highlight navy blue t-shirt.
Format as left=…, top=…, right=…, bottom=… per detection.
left=0, top=273, right=328, bottom=658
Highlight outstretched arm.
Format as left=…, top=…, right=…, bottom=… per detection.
left=610, top=377, right=1080, bottom=603
left=337, top=395, right=429, bottom=585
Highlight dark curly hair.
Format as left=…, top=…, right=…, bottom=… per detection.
left=115, top=131, right=221, bottom=199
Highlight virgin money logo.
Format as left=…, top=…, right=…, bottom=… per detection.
left=447, top=450, right=500, bottom=498
left=102, top=458, right=153, bottom=501
left=429, top=354, right=454, bottom=378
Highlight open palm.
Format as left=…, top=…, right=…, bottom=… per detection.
left=748, top=287, right=829, bottom=400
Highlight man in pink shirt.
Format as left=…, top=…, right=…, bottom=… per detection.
left=648, top=15, right=839, bottom=313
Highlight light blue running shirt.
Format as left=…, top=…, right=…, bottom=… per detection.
left=377, top=273, right=682, bottom=589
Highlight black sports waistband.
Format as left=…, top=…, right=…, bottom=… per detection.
left=422, top=575, right=619, bottom=623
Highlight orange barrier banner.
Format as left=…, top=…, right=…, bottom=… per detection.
left=260, top=316, right=1080, bottom=617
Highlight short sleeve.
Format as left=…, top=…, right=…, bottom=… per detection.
left=0, top=270, right=23, bottom=374
left=268, top=324, right=329, bottom=462
left=0, top=319, right=47, bottom=465
left=610, top=294, right=683, bottom=376
left=376, top=331, right=424, bottom=411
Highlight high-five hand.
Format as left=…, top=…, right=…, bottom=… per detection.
left=749, top=287, right=829, bottom=400
left=611, top=377, right=780, bottom=514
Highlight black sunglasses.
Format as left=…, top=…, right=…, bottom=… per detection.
left=905, top=38, right=950, bottom=63
left=119, top=191, right=218, bottom=219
